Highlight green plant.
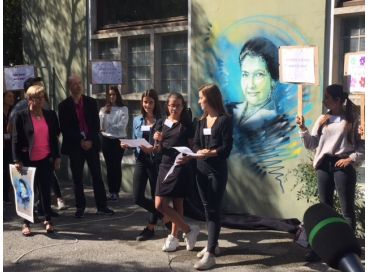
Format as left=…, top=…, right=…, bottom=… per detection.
left=288, top=153, right=365, bottom=238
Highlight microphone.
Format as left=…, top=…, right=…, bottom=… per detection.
left=303, top=203, right=363, bottom=272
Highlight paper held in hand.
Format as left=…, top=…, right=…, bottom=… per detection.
left=120, top=138, right=152, bottom=148
left=172, top=146, right=203, bottom=157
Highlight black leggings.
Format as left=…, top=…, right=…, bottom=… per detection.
left=196, top=162, right=228, bottom=254
left=132, top=157, right=161, bottom=225
left=316, top=156, right=357, bottom=230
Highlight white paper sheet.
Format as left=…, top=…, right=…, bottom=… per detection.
left=119, top=138, right=152, bottom=148
left=162, top=146, right=202, bottom=183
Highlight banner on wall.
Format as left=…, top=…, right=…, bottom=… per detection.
left=90, top=61, right=123, bottom=85
left=344, top=52, right=365, bottom=93
left=3, top=65, right=36, bottom=91
left=9, top=164, right=36, bottom=223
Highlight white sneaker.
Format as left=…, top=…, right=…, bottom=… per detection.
left=162, top=234, right=179, bottom=252
left=57, top=198, right=66, bottom=210
left=197, top=245, right=221, bottom=258
left=194, top=252, right=216, bottom=270
left=183, top=225, right=200, bottom=251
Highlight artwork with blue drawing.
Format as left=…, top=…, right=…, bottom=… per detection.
left=210, top=16, right=314, bottom=192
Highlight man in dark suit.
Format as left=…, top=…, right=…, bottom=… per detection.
left=58, top=74, right=114, bottom=218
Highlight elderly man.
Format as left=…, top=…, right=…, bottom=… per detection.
left=58, top=74, right=114, bottom=218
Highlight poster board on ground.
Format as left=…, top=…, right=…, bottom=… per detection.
left=279, top=46, right=319, bottom=85
left=90, top=61, right=123, bottom=85
left=9, top=164, right=36, bottom=223
left=3, top=65, right=36, bottom=91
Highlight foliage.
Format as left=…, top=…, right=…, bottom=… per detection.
left=288, top=153, right=365, bottom=238
left=4, top=0, right=23, bottom=65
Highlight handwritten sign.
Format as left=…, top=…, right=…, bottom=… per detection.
left=4, top=65, right=36, bottom=91
left=91, top=61, right=123, bottom=84
left=344, top=52, right=365, bottom=93
left=279, top=46, right=319, bottom=85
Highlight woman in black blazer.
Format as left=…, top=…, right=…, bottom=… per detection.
left=12, top=85, right=61, bottom=236
left=192, top=84, right=233, bottom=270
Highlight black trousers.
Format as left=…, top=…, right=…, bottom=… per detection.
left=24, top=156, right=53, bottom=224
left=316, top=156, right=357, bottom=230
left=36, top=171, right=62, bottom=213
left=132, top=156, right=161, bottom=225
left=102, top=137, right=124, bottom=194
left=68, top=147, right=107, bottom=210
left=196, top=161, right=228, bottom=254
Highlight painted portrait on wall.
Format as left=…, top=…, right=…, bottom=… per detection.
left=191, top=0, right=325, bottom=217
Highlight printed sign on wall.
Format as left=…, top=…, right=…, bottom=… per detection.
left=91, top=61, right=123, bottom=84
left=4, top=65, right=36, bottom=91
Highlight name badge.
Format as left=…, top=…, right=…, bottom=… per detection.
left=141, top=125, right=151, bottom=132
left=164, top=119, right=173, bottom=128
left=203, top=128, right=212, bottom=135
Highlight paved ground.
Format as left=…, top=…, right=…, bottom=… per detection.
left=3, top=184, right=363, bottom=271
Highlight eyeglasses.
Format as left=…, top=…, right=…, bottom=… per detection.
left=168, top=104, right=183, bottom=109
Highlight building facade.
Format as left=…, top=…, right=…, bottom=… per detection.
left=21, top=0, right=365, bottom=219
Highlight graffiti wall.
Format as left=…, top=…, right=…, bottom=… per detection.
left=190, top=0, right=327, bottom=219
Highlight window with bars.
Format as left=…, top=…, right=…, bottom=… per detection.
left=161, top=33, right=188, bottom=94
left=127, top=37, right=152, bottom=93
left=342, top=16, right=365, bottom=53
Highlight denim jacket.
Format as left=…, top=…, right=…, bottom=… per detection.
left=133, top=115, right=154, bottom=158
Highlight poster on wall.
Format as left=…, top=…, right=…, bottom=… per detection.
left=3, top=65, right=36, bottom=91
left=344, top=52, right=365, bottom=93
left=91, top=61, right=123, bottom=85
left=9, top=164, right=35, bottom=223
left=279, top=46, right=319, bottom=85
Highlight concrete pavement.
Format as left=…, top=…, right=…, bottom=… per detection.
left=3, top=184, right=357, bottom=271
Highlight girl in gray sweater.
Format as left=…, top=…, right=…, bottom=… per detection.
left=296, top=84, right=364, bottom=262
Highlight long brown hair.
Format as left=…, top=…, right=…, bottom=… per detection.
left=198, top=84, right=229, bottom=120
left=106, top=86, right=124, bottom=106
left=318, top=84, right=358, bottom=143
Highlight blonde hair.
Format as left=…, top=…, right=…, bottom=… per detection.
left=26, top=85, right=45, bottom=99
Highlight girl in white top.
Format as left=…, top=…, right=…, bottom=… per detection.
left=296, top=84, right=364, bottom=261
left=99, top=86, right=129, bottom=201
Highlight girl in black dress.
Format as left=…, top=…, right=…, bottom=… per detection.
left=193, top=84, right=233, bottom=270
left=154, top=92, right=200, bottom=252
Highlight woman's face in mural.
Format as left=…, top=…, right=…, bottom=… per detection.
left=241, top=55, right=273, bottom=106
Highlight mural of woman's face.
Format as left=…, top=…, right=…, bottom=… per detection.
left=241, top=55, right=274, bottom=107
